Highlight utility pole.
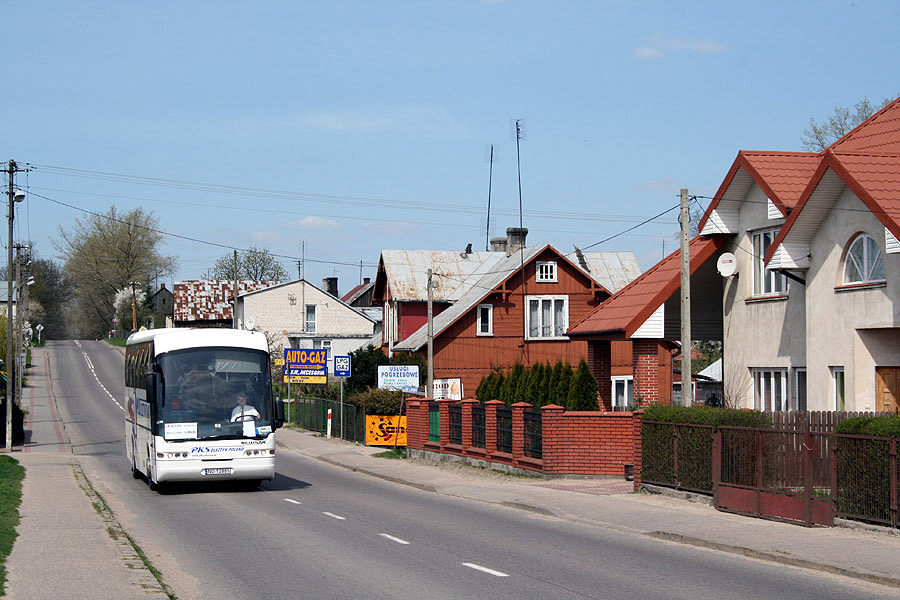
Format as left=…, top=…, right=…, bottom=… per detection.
left=232, top=250, right=238, bottom=329
left=427, top=268, right=434, bottom=398
left=485, top=144, right=494, bottom=251
left=5, top=160, right=22, bottom=451
left=131, top=281, right=137, bottom=332
left=680, top=188, right=692, bottom=406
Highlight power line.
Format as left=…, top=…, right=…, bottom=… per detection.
left=29, top=191, right=377, bottom=269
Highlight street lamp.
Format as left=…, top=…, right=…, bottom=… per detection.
left=6, top=158, right=24, bottom=451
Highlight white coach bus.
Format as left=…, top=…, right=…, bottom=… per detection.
left=125, top=328, right=284, bottom=489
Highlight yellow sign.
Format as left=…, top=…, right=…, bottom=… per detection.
left=366, top=415, right=407, bottom=446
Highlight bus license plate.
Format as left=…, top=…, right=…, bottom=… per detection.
left=202, top=468, right=234, bottom=476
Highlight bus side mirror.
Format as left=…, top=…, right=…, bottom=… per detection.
left=274, top=397, right=285, bottom=429
left=145, top=372, right=162, bottom=406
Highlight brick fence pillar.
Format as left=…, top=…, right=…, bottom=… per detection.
left=485, top=400, right=502, bottom=456
left=632, top=339, right=660, bottom=406
left=541, top=404, right=565, bottom=475
left=632, top=409, right=644, bottom=491
left=588, top=340, right=612, bottom=410
left=461, top=398, right=478, bottom=449
left=437, top=398, right=453, bottom=450
left=511, top=402, right=530, bottom=461
left=406, top=400, right=427, bottom=450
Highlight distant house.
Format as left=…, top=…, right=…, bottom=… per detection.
left=341, top=277, right=381, bottom=340
left=147, top=283, right=174, bottom=328
left=235, top=279, right=377, bottom=376
left=173, top=280, right=278, bottom=328
left=375, top=227, right=643, bottom=398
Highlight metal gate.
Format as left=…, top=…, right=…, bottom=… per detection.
left=714, top=426, right=833, bottom=527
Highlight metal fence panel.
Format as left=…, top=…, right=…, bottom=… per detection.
left=496, top=406, right=512, bottom=454
left=523, top=407, right=542, bottom=459
left=448, top=403, right=462, bottom=445
left=471, top=404, right=485, bottom=449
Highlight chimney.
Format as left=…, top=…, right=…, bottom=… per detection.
left=363, top=277, right=371, bottom=284
left=160, top=283, right=166, bottom=290
left=323, top=277, right=339, bottom=297
left=490, top=237, right=507, bottom=253
left=505, top=227, right=528, bottom=256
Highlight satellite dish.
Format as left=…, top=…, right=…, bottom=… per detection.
left=717, top=253, right=737, bottom=277
left=246, top=316, right=255, bottom=331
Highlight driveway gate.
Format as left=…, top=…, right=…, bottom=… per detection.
left=714, top=426, right=833, bottom=527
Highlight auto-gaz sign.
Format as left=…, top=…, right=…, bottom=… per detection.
left=284, top=348, right=328, bottom=384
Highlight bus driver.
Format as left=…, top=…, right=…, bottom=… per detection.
left=230, top=392, right=261, bottom=422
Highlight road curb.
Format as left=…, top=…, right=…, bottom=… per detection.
left=646, top=530, right=900, bottom=589
left=72, top=461, right=172, bottom=599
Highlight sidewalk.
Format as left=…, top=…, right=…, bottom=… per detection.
left=275, top=427, right=900, bottom=590
left=4, top=348, right=169, bottom=600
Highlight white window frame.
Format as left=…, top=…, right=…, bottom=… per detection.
left=536, top=261, right=558, bottom=283
left=476, top=304, right=493, bottom=336
left=525, top=295, right=568, bottom=340
left=611, top=376, right=633, bottom=409
left=312, top=339, right=331, bottom=351
left=794, top=368, right=807, bottom=412
left=752, top=229, right=787, bottom=296
left=843, top=233, right=885, bottom=284
left=672, top=381, right=697, bottom=406
left=305, top=304, right=317, bottom=333
left=832, top=366, right=846, bottom=411
left=752, top=368, right=789, bottom=411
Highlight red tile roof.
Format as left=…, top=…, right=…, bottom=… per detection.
left=567, top=236, right=725, bottom=339
left=830, top=97, right=900, bottom=154
left=698, top=151, right=820, bottom=234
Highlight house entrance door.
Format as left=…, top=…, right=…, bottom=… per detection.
left=875, top=367, right=900, bottom=413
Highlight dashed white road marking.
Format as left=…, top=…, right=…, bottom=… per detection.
left=462, top=563, right=509, bottom=577
left=322, top=512, right=346, bottom=520
left=378, top=533, right=410, bottom=545
left=284, top=499, right=301, bottom=505
left=79, top=344, right=124, bottom=412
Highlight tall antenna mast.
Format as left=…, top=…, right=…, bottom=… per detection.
left=485, top=144, right=494, bottom=251
left=515, top=119, right=525, bottom=229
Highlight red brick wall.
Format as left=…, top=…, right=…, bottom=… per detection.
left=632, top=339, right=660, bottom=405
left=406, top=399, right=642, bottom=479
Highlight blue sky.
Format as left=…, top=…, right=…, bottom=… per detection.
left=3, top=0, right=899, bottom=295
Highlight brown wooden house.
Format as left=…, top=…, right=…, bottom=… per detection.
left=374, top=228, right=643, bottom=398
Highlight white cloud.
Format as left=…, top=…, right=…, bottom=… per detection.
left=633, top=47, right=664, bottom=60
left=634, top=34, right=726, bottom=60
left=288, top=216, right=341, bottom=231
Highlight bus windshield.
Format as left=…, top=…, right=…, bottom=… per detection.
left=157, top=347, right=272, bottom=441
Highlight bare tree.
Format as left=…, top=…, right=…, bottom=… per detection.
left=801, top=97, right=894, bottom=151
left=211, top=246, right=288, bottom=281
left=55, top=206, right=176, bottom=338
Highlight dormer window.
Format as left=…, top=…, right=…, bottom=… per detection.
left=844, top=233, right=885, bottom=284
left=536, top=261, right=557, bottom=283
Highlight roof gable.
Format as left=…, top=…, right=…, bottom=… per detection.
left=567, top=236, right=725, bottom=339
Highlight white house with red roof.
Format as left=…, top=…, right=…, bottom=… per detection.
left=571, top=96, right=900, bottom=413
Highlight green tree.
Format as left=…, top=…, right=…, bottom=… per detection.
left=211, top=245, right=288, bottom=281
left=536, top=362, right=551, bottom=406
left=801, top=97, right=894, bottom=151
left=56, top=206, right=176, bottom=338
left=556, top=362, right=573, bottom=408
left=345, top=344, right=390, bottom=396
left=547, top=360, right=564, bottom=406
left=26, top=258, right=72, bottom=340
left=567, top=359, right=598, bottom=411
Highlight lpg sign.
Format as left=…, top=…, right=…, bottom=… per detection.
left=284, top=348, right=328, bottom=384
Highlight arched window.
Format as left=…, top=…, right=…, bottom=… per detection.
left=844, top=233, right=885, bottom=284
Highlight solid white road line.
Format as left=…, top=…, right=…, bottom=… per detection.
left=462, top=563, right=509, bottom=577
left=81, top=349, right=124, bottom=412
left=378, top=533, right=410, bottom=545
left=322, top=512, right=346, bottom=520
left=284, top=499, right=301, bottom=505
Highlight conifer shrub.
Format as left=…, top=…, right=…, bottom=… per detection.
left=566, top=359, right=599, bottom=411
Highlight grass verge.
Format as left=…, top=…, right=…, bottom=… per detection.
left=0, top=456, right=24, bottom=597
left=373, top=447, right=408, bottom=460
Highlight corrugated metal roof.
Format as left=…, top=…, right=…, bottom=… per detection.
left=173, top=280, right=278, bottom=322
left=380, top=249, right=507, bottom=302
left=392, top=244, right=642, bottom=351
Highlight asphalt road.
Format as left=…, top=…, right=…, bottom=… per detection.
left=47, top=339, right=898, bottom=599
